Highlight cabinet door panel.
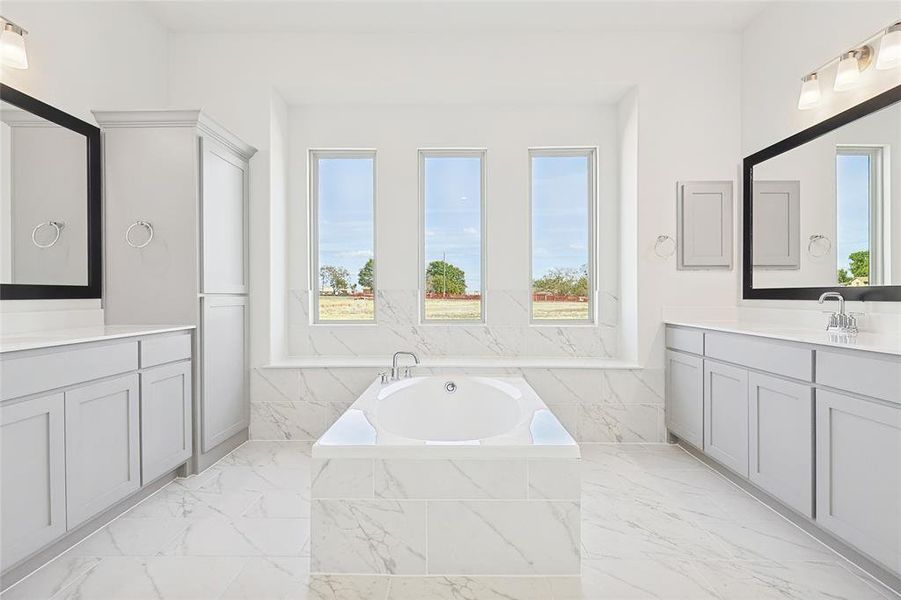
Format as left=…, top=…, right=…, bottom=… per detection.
left=141, top=361, right=193, bottom=484
left=749, top=373, right=813, bottom=517
left=1, top=394, right=66, bottom=570
left=665, top=350, right=703, bottom=448
left=201, top=138, right=248, bottom=294
left=65, top=374, right=141, bottom=528
left=817, top=390, right=901, bottom=573
left=677, top=181, right=733, bottom=269
left=201, top=295, right=249, bottom=451
left=704, top=361, right=749, bottom=476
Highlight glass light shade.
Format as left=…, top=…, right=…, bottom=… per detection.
left=0, top=26, right=27, bottom=69
left=876, top=27, right=901, bottom=70
left=833, top=53, right=860, bottom=91
left=797, top=75, right=821, bottom=110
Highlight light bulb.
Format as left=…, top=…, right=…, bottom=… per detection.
left=0, top=22, right=27, bottom=69
left=797, top=73, right=821, bottom=110
left=834, top=52, right=861, bottom=91
left=876, top=23, right=901, bottom=70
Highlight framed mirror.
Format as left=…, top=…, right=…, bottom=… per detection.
left=743, top=84, right=901, bottom=301
left=0, top=84, right=101, bottom=300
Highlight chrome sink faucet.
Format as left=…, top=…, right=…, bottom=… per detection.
left=818, top=292, right=858, bottom=334
left=390, top=351, right=420, bottom=380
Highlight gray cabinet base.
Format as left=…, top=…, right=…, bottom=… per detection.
left=674, top=437, right=901, bottom=597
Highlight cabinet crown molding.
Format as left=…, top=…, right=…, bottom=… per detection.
left=91, top=109, right=257, bottom=160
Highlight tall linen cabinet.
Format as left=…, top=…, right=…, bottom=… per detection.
left=94, top=110, right=257, bottom=472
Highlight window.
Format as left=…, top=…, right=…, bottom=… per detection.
left=835, top=146, right=887, bottom=286
left=530, top=148, right=595, bottom=322
left=310, top=150, right=376, bottom=322
left=419, top=150, right=485, bottom=322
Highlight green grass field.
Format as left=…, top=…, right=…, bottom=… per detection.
left=318, top=296, right=589, bottom=321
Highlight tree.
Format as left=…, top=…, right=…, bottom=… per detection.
left=358, top=258, right=374, bottom=291
left=848, top=250, right=869, bottom=279
left=837, top=268, right=852, bottom=285
left=533, top=264, right=589, bottom=297
left=426, top=260, right=466, bottom=295
left=319, top=265, right=350, bottom=295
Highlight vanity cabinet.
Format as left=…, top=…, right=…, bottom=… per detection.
left=0, top=328, right=194, bottom=575
left=703, top=361, right=748, bottom=476
left=141, top=362, right=193, bottom=485
left=0, top=393, right=66, bottom=571
left=748, top=373, right=813, bottom=517
left=65, top=374, right=141, bottom=528
left=94, top=110, right=256, bottom=472
left=816, top=389, right=901, bottom=573
left=664, top=350, right=703, bottom=449
left=665, top=323, right=900, bottom=576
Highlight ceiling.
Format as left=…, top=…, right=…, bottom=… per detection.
left=138, top=0, right=773, bottom=34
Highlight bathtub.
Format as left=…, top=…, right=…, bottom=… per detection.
left=311, top=375, right=581, bottom=576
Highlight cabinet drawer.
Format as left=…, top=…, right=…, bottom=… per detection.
left=140, top=333, right=192, bottom=369
left=816, top=349, right=900, bottom=405
left=1, top=341, right=139, bottom=401
left=705, top=332, right=812, bottom=381
left=665, top=326, right=704, bottom=355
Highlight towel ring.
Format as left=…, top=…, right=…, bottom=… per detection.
left=654, top=235, right=676, bottom=258
left=808, top=234, right=831, bottom=258
left=31, top=220, right=64, bottom=249
left=125, top=221, right=154, bottom=249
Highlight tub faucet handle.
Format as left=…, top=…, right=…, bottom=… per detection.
left=379, top=371, right=390, bottom=384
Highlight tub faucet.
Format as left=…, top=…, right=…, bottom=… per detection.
left=818, top=292, right=858, bottom=334
left=391, top=351, right=420, bottom=380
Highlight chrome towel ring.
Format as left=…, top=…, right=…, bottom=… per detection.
left=125, top=220, right=154, bottom=249
left=654, top=235, right=676, bottom=258
left=808, top=234, right=832, bottom=257
left=31, top=220, right=64, bottom=248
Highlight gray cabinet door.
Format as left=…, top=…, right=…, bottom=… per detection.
left=201, top=137, right=248, bottom=294
left=201, top=295, right=249, bottom=452
left=65, top=374, right=141, bottom=528
left=752, top=180, right=800, bottom=268
left=1, top=394, right=66, bottom=570
left=665, top=350, right=704, bottom=448
left=748, top=373, right=813, bottom=517
left=816, top=390, right=901, bottom=573
left=677, top=181, right=733, bottom=269
left=703, top=361, right=749, bottom=476
left=141, top=361, right=193, bottom=485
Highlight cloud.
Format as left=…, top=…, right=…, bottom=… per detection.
left=568, top=243, right=586, bottom=250
left=463, top=227, right=479, bottom=235
left=337, top=250, right=374, bottom=258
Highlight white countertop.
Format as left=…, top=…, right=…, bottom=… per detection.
left=0, top=325, right=195, bottom=354
left=665, top=320, right=901, bottom=357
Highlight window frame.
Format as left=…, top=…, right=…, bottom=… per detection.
left=418, top=148, right=488, bottom=325
left=528, top=146, right=598, bottom=326
left=308, top=148, right=378, bottom=325
left=835, top=145, right=888, bottom=286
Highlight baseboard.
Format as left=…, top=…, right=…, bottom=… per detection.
left=191, top=428, right=248, bottom=474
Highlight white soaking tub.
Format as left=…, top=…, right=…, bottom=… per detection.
left=311, top=375, right=581, bottom=576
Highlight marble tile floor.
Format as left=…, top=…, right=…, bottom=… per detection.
left=2, top=442, right=898, bottom=600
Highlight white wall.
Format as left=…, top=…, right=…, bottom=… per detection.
left=741, top=1, right=901, bottom=324
left=168, top=31, right=743, bottom=370
left=0, top=1, right=169, bottom=332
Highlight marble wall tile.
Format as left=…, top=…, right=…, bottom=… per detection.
left=374, top=459, right=527, bottom=499
left=250, top=401, right=340, bottom=441
left=599, top=369, right=665, bottom=405
left=311, top=499, right=427, bottom=575
left=427, top=500, right=580, bottom=575
left=577, top=404, right=663, bottom=443
left=527, top=459, right=581, bottom=500
left=312, top=458, right=374, bottom=498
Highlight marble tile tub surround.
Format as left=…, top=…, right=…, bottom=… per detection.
left=3, top=441, right=896, bottom=600
left=287, top=289, right=619, bottom=359
left=251, top=366, right=665, bottom=444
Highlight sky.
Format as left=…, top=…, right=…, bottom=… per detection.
left=835, top=153, right=870, bottom=274
left=316, top=153, right=591, bottom=293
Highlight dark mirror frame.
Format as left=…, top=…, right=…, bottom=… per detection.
left=743, top=84, right=901, bottom=302
left=0, top=84, right=102, bottom=300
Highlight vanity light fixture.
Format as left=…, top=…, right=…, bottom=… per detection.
left=0, top=16, right=27, bottom=69
left=876, top=21, right=901, bottom=70
left=797, top=73, right=821, bottom=110
left=834, top=47, right=872, bottom=92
